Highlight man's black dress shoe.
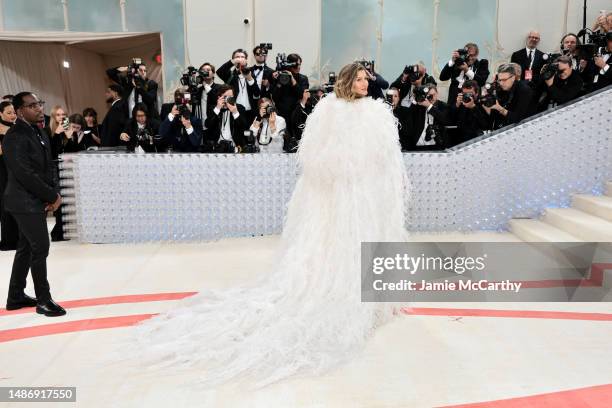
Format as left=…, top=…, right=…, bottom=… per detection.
left=6, top=294, right=38, bottom=310
left=36, top=299, right=66, bottom=317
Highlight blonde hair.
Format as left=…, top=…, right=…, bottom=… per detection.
left=49, top=105, right=66, bottom=136
left=334, top=63, right=367, bottom=101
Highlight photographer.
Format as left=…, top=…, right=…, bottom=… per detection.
left=63, top=113, right=99, bottom=152
left=385, top=88, right=411, bottom=150
left=205, top=84, right=248, bottom=153
left=440, top=43, right=490, bottom=105
left=538, top=55, right=583, bottom=111
left=251, top=45, right=275, bottom=98
left=510, top=31, right=546, bottom=85
left=217, top=49, right=261, bottom=124
left=272, top=53, right=310, bottom=124
left=481, top=64, right=535, bottom=130
left=106, top=60, right=159, bottom=119
left=82, top=108, right=101, bottom=146
left=159, top=91, right=203, bottom=152
left=592, top=32, right=612, bottom=90
left=250, top=98, right=286, bottom=153
left=390, top=64, right=436, bottom=108
left=407, top=84, right=451, bottom=151
left=288, top=87, right=322, bottom=152
left=450, top=80, right=489, bottom=144
left=119, top=104, right=162, bottom=153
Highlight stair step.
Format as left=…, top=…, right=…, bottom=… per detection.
left=509, top=219, right=582, bottom=242
left=572, top=195, right=612, bottom=222
left=543, top=208, right=612, bottom=241
left=606, top=181, right=612, bottom=198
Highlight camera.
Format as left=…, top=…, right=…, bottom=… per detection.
left=480, top=82, right=498, bottom=108
left=176, top=93, right=191, bottom=119
left=424, top=124, right=443, bottom=145
left=356, top=60, right=375, bottom=73
left=127, top=58, right=145, bottom=86
left=224, top=95, right=236, bottom=106
left=180, top=66, right=208, bottom=88
left=462, top=92, right=475, bottom=104
left=243, top=18, right=250, bottom=25
left=263, top=105, right=276, bottom=118
left=541, top=62, right=561, bottom=81
left=455, top=48, right=469, bottom=66
left=576, top=30, right=610, bottom=59
left=242, top=130, right=260, bottom=153
left=135, top=127, right=154, bottom=145
left=404, top=65, right=421, bottom=82
left=259, top=43, right=273, bottom=55
left=275, top=53, right=298, bottom=86
left=413, top=85, right=433, bottom=103
left=323, top=72, right=336, bottom=93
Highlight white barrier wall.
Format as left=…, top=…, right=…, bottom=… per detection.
left=60, top=88, right=612, bottom=243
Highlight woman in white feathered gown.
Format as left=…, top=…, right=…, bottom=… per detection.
left=127, top=63, right=410, bottom=387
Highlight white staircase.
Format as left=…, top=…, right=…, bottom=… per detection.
left=509, top=181, right=612, bottom=242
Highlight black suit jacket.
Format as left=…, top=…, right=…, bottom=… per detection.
left=440, top=59, right=490, bottom=105
left=106, top=67, right=159, bottom=118
left=2, top=119, right=58, bottom=213
left=204, top=105, right=248, bottom=148
left=217, top=60, right=261, bottom=111
left=250, top=64, right=275, bottom=98
left=271, top=72, right=309, bottom=121
left=101, top=99, right=129, bottom=147
left=510, top=48, right=545, bottom=84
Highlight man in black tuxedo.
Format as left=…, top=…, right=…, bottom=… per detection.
left=272, top=53, right=310, bottom=126
left=100, top=84, right=129, bottom=147
left=591, top=32, right=612, bottom=91
left=217, top=49, right=261, bottom=124
left=159, top=94, right=204, bottom=153
left=406, top=84, right=452, bottom=151
left=440, top=43, right=490, bottom=105
left=107, top=62, right=159, bottom=119
left=511, top=31, right=546, bottom=85
left=251, top=45, right=275, bottom=99
left=205, top=84, right=248, bottom=152
left=3, top=92, right=65, bottom=316
left=450, top=80, right=490, bottom=145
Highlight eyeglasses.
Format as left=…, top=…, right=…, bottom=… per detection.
left=528, top=36, right=540, bottom=40
left=24, top=101, right=45, bottom=109
left=497, top=76, right=513, bottom=83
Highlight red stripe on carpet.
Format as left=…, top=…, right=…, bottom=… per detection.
left=441, top=383, right=612, bottom=407
left=403, top=307, right=612, bottom=321
left=0, top=314, right=158, bottom=343
left=0, top=292, right=197, bottom=316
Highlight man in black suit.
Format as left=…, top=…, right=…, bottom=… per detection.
left=251, top=45, right=275, bottom=99
left=511, top=31, right=546, bottom=85
left=100, top=84, right=129, bottom=147
left=591, top=32, right=612, bottom=91
left=385, top=88, right=412, bottom=150
left=205, top=84, right=248, bottom=152
left=271, top=53, right=309, bottom=126
left=482, top=64, right=535, bottom=130
left=217, top=49, right=261, bottom=125
left=107, top=62, right=159, bottom=119
left=159, top=93, right=204, bottom=153
left=440, top=42, right=490, bottom=105
left=407, top=84, right=452, bottom=151
left=3, top=92, right=65, bottom=316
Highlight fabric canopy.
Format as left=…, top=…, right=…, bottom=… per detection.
left=0, top=32, right=162, bottom=120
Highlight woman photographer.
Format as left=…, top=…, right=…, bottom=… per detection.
left=120, top=103, right=161, bottom=153
left=0, top=101, right=19, bottom=250
left=249, top=98, right=286, bottom=153
left=63, top=114, right=98, bottom=152
left=82, top=107, right=102, bottom=147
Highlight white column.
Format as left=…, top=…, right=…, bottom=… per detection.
left=61, top=0, right=69, bottom=31
left=120, top=0, right=128, bottom=32
left=376, top=0, right=384, bottom=71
